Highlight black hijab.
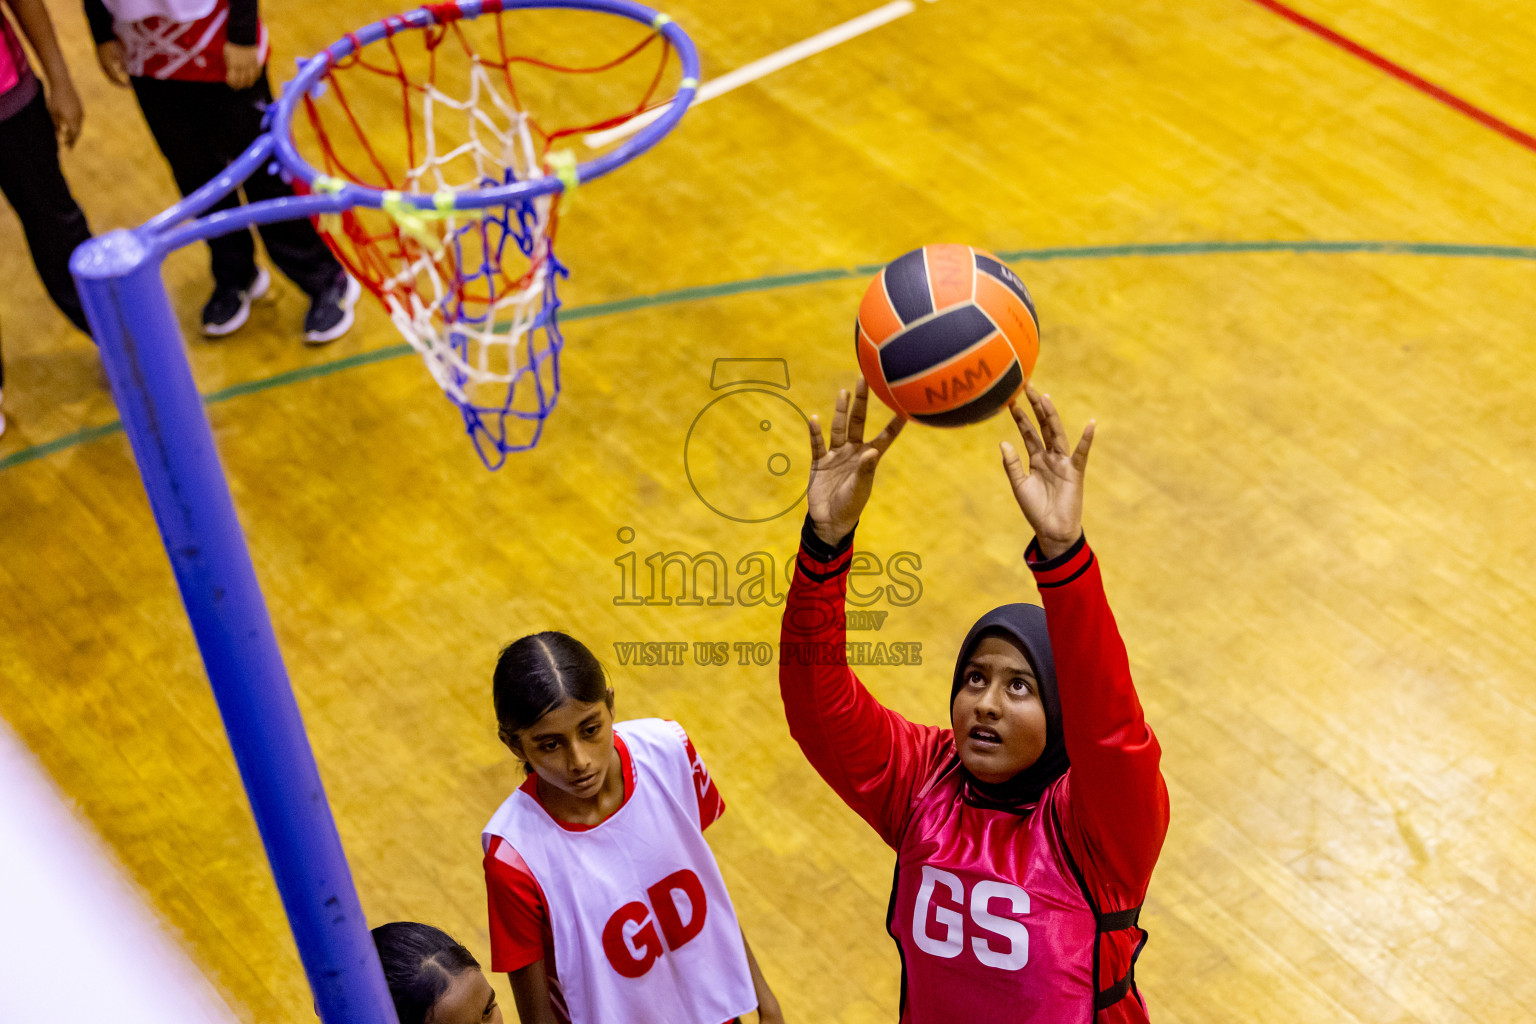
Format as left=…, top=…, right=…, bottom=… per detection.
left=950, top=603, right=1070, bottom=807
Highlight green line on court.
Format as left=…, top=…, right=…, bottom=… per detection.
left=4, top=239, right=1534, bottom=474
left=0, top=344, right=416, bottom=472
left=202, top=343, right=415, bottom=404
left=563, top=264, right=888, bottom=319
left=0, top=419, right=130, bottom=472
left=526, top=240, right=1536, bottom=319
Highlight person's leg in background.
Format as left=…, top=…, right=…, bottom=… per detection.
left=212, top=70, right=357, bottom=344
left=0, top=88, right=93, bottom=336
left=129, top=74, right=270, bottom=336
left=0, top=87, right=96, bottom=438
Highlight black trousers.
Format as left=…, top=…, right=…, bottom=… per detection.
left=0, top=87, right=94, bottom=369
left=130, top=71, right=341, bottom=298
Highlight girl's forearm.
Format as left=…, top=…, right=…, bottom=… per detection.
left=5, top=0, right=74, bottom=87
left=507, top=962, right=561, bottom=1024
left=741, top=930, right=782, bottom=1022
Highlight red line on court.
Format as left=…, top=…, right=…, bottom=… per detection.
left=1244, top=0, right=1536, bottom=155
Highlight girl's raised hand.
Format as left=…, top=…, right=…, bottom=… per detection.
left=807, top=379, right=905, bottom=547
left=1000, top=385, right=1095, bottom=559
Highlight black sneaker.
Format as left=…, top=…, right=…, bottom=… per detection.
left=304, top=274, right=361, bottom=345
left=201, top=267, right=270, bottom=337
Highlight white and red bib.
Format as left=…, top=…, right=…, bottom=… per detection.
left=482, top=719, right=756, bottom=1024
left=100, top=0, right=269, bottom=82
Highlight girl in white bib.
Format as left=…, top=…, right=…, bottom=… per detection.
left=481, top=631, right=783, bottom=1024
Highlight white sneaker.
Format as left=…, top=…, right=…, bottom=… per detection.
left=303, top=274, right=361, bottom=345
left=202, top=267, right=272, bottom=338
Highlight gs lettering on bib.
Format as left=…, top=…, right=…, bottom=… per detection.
left=911, top=866, right=1031, bottom=971
left=483, top=719, right=756, bottom=1024
left=888, top=768, right=1100, bottom=1022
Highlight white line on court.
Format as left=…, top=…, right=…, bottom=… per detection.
left=584, top=0, right=920, bottom=149
left=0, top=719, right=242, bottom=1023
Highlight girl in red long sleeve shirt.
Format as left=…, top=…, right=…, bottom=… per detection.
left=780, top=381, right=1169, bottom=1022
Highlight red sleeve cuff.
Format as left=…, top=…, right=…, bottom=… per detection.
left=1026, top=532, right=1093, bottom=588
left=492, top=945, right=544, bottom=974
left=798, top=514, right=855, bottom=578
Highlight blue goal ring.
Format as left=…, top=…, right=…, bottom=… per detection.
left=144, top=0, right=698, bottom=252
left=271, top=0, right=700, bottom=213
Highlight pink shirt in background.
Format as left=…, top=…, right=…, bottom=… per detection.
left=0, top=7, right=38, bottom=122
left=1, top=6, right=32, bottom=95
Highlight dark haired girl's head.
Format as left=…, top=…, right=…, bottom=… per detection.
left=493, top=631, right=611, bottom=736
left=370, top=922, right=500, bottom=1024
left=949, top=604, right=1069, bottom=805
left=493, top=631, right=618, bottom=803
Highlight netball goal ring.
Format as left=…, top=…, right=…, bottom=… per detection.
left=130, top=0, right=700, bottom=468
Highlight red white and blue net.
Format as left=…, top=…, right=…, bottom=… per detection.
left=293, top=2, right=685, bottom=466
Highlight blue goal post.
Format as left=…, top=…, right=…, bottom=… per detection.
left=68, top=3, right=698, bottom=1020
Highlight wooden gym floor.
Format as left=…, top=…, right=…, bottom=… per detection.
left=3, top=0, right=1535, bottom=1020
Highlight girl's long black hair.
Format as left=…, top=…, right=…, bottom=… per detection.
left=493, top=630, right=611, bottom=738
left=371, top=921, right=479, bottom=1024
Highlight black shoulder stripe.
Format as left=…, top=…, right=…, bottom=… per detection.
left=1034, top=550, right=1095, bottom=589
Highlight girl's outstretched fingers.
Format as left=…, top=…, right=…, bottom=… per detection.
left=1000, top=440, right=1030, bottom=495
left=847, top=378, right=870, bottom=445
left=829, top=388, right=850, bottom=450
left=806, top=381, right=901, bottom=546
left=1009, top=399, right=1046, bottom=461
left=809, top=414, right=827, bottom=462
left=869, top=408, right=906, bottom=454
left=1072, top=419, right=1097, bottom=472
left=1025, top=384, right=1065, bottom=455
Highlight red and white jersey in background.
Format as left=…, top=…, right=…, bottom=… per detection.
left=99, top=0, right=268, bottom=82
left=482, top=719, right=754, bottom=1024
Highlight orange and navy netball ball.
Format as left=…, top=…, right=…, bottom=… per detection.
left=855, top=244, right=1039, bottom=426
